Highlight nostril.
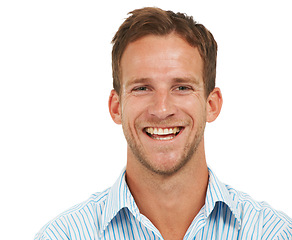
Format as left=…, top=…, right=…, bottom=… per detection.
left=148, top=103, right=176, bottom=119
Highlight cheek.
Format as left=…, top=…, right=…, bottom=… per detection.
left=121, top=98, right=146, bottom=126
left=122, top=96, right=150, bottom=114
left=179, top=98, right=207, bottom=124
left=179, top=94, right=206, bottom=111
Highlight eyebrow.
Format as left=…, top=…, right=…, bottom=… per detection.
left=124, top=78, right=151, bottom=88
left=172, top=77, right=200, bottom=86
left=124, top=76, right=201, bottom=88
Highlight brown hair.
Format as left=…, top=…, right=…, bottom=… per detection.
left=112, top=7, right=217, bottom=97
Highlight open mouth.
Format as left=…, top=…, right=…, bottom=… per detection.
left=144, top=127, right=183, bottom=140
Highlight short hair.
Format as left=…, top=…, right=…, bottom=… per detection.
left=112, top=7, right=217, bottom=97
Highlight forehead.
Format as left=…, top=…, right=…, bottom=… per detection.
left=120, top=34, right=204, bottom=87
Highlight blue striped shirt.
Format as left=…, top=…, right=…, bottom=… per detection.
left=35, top=168, right=292, bottom=239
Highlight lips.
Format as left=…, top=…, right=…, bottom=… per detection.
left=144, top=127, right=183, bottom=140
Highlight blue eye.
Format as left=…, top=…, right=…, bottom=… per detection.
left=178, top=86, right=188, bottom=90
left=133, top=86, right=148, bottom=91
left=177, top=86, right=192, bottom=91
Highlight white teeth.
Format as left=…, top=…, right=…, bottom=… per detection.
left=145, top=127, right=181, bottom=136
left=153, top=136, right=175, bottom=140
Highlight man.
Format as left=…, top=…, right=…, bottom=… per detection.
left=35, top=7, right=292, bottom=240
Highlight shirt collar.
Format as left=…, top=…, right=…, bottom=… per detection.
left=100, top=168, right=141, bottom=234
left=205, top=168, right=241, bottom=229
left=100, top=167, right=242, bottom=234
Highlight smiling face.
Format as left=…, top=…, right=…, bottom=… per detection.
left=109, top=33, right=222, bottom=176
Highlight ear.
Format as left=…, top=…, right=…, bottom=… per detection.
left=108, top=90, right=122, bottom=124
left=206, top=87, right=223, bottom=123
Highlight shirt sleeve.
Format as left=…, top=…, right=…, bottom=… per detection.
left=34, top=216, right=70, bottom=240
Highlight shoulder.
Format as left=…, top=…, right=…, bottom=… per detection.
left=34, top=188, right=110, bottom=240
left=226, top=185, right=292, bottom=239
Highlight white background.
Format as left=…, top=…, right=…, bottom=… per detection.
left=0, top=0, right=291, bottom=239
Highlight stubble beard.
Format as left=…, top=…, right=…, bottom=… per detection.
left=122, top=119, right=206, bottom=176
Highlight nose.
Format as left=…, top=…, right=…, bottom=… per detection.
left=148, top=90, right=176, bottom=119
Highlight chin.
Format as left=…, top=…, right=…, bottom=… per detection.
left=141, top=153, right=191, bottom=176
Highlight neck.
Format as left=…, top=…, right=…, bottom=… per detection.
left=126, top=142, right=209, bottom=240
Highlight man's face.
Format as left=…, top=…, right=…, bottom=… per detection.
left=112, top=34, right=213, bottom=175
